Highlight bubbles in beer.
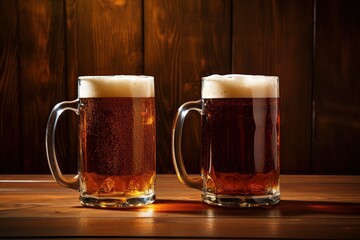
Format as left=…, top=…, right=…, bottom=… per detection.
left=79, top=97, right=156, bottom=199
left=201, top=98, right=280, bottom=196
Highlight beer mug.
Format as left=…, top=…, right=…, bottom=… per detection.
left=172, top=74, right=280, bottom=207
left=46, top=75, right=156, bottom=208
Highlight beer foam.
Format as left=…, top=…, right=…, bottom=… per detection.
left=78, top=75, right=154, bottom=98
left=202, top=74, right=279, bottom=98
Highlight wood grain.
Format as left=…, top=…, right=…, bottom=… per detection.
left=0, top=175, right=359, bottom=238
left=66, top=0, right=144, bottom=80
left=16, top=0, right=67, bottom=173
left=0, top=0, right=359, bottom=175
left=0, top=0, right=22, bottom=173
left=144, top=0, right=231, bottom=173
left=313, top=0, right=360, bottom=174
left=64, top=0, right=144, bottom=173
left=232, top=0, right=314, bottom=173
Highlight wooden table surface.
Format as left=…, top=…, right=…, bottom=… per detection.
left=1, top=174, right=360, bottom=239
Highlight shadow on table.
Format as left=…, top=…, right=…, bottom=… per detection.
left=148, top=199, right=360, bottom=217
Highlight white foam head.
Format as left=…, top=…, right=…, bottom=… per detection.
left=78, top=75, right=154, bottom=98
left=202, top=74, right=279, bottom=98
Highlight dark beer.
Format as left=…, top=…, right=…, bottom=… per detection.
left=201, top=98, right=279, bottom=196
left=200, top=74, right=280, bottom=206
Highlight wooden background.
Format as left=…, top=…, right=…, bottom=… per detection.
left=1, top=0, right=359, bottom=174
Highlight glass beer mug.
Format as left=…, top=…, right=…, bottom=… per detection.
left=46, top=75, right=156, bottom=208
left=172, top=74, right=280, bottom=207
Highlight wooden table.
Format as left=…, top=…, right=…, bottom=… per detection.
left=1, top=175, right=359, bottom=239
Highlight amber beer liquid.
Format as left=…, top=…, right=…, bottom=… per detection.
left=78, top=76, right=156, bottom=207
left=201, top=75, right=280, bottom=206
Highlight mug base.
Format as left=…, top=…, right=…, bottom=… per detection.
left=202, top=192, right=280, bottom=207
left=80, top=193, right=155, bottom=208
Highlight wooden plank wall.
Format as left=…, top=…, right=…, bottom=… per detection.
left=314, top=0, right=360, bottom=174
left=0, top=0, right=359, bottom=174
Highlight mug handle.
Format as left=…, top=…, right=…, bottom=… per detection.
left=45, top=99, right=79, bottom=190
left=171, top=100, right=203, bottom=190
